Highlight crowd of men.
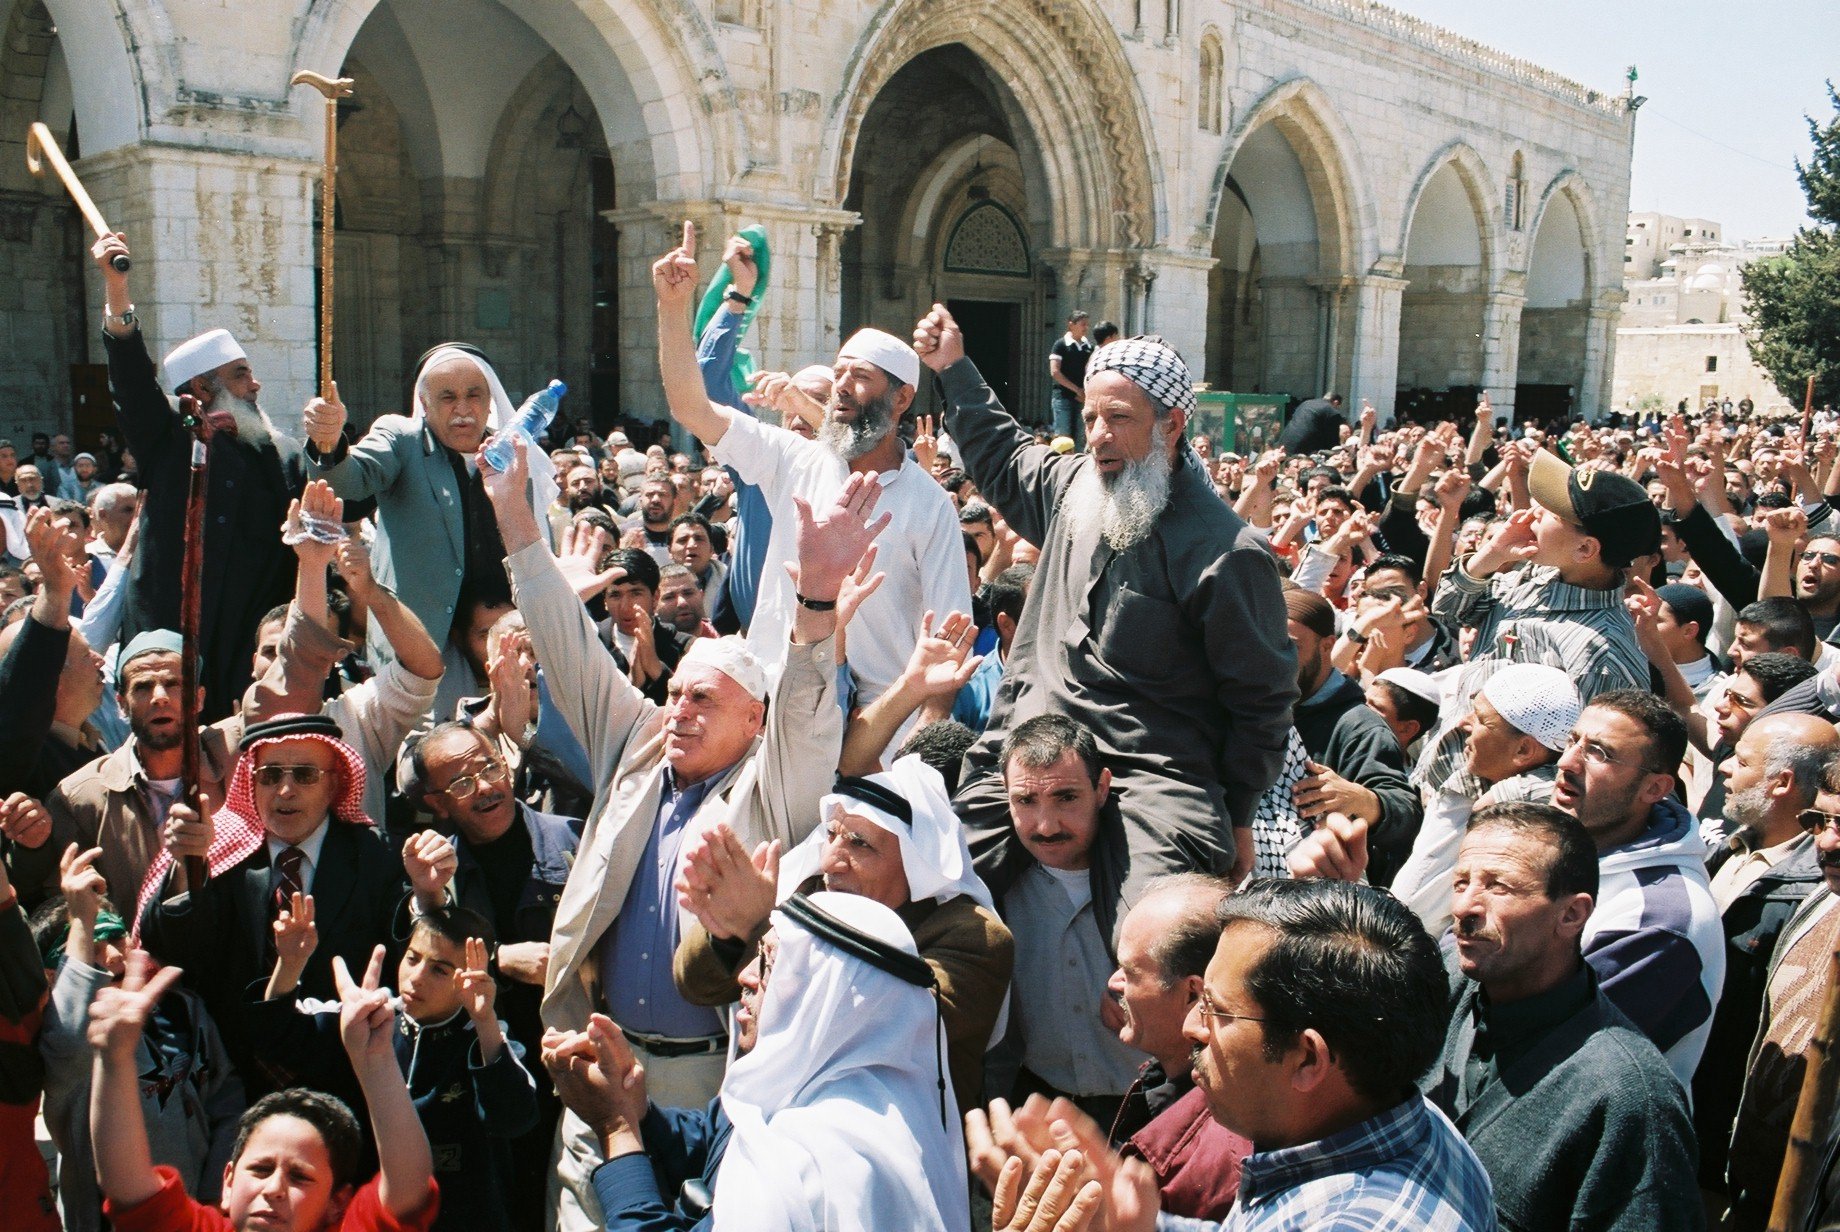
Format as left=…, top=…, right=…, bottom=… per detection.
left=3, top=216, right=1840, bottom=1232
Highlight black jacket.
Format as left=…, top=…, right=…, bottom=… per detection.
left=105, top=329, right=305, bottom=721
left=1694, top=835, right=1823, bottom=1187
left=139, top=819, right=408, bottom=1094
left=1292, top=674, right=1422, bottom=886
left=0, top=614, right=94, bottom=904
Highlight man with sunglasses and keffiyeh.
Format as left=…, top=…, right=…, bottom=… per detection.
left=136, top=713, right=409, bottom=1096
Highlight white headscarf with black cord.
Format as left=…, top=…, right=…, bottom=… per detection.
left=412, top=343, right=559, bottom=514
left=713, top=892, right=969, bottom=1232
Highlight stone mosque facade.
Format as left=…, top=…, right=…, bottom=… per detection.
left=0, top=0, right=1636, bottom=447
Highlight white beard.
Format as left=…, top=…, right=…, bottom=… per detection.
left=209, top=386, right=286, bottom=450
left=817, top=389, right=897, bottom=461
left=1069, top=420, right=1174, bottom=552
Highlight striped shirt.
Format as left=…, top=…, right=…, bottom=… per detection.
left=1414, top=560, right=1646, bottom=796
left=1157, top=1096, right=1496, bottom=1231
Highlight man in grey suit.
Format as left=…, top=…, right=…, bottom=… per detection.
left=300, top=343, right=535, bottom=666
left=481, top=436, right=875, bottom=1231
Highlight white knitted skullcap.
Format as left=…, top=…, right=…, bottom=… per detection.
left=1478, top=664, right=1583, bottom=752
left=1376, top=667, right=1442, bottom=709
left=677, top=635, right=768, bottom=701
left=838, top=328, right=920, bottom=389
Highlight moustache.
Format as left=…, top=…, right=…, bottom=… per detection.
left=1820, top=850, right=1840, bottom=872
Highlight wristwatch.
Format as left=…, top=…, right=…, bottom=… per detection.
left=105, top=304, right=136, bottom=329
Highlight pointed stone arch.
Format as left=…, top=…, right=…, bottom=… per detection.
left=1395, top=142, right=1500, bottom=285
left=821, top=0, right=1160, bottom=251
left=1524, top=169, right=1603, bottom=300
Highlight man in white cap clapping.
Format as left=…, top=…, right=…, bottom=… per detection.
left=479, top=437, right=875, bottom=1230
left=90, top=232, right=305, bottom=720
left=651, top=224, right=970, bottom=712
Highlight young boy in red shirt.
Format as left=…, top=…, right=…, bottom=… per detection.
left=91, top=944, right=439, bottom=1232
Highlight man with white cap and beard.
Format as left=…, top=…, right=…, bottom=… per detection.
left=670, top=754, right=1014, bottom=1116
left=911, top=305, right=1296, bottom=895
left=301, top=341, right=552, bottom=669
left=543, top=891, right=968, bottom=1232
left=479, top=438, right=868, bottom=1230
left=91, top=232, right=305, bottom=720
left=653, top=224, right=970, bottom=709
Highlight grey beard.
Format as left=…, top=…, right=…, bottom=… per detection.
left=818, top=389, right=897, bottom=461
left=1723, top=782, right=1774, bottom=843
left=1071, top=420, right=1174, bottom=552
left=209, top=386, right=280, bottom=449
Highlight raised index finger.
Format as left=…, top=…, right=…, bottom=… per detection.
left=681, top=219, right=696, bottom=255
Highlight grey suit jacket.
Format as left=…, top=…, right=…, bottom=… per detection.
left=502, top=540, right=841, bottom=1034
left=306, top=415, right=519, bottom=661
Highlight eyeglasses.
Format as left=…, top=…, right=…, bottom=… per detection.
left=1195, top=991, right=1267, bottom=1026
left=1561, top=731, right=1656, bottom=774
left=1723, top=690, right=1763, bottom=714
left=253, top=765, right=328, bottom=788
left=1802, top=551, right=1840, bottom=568
left=440, top=759, right=512, bottom=802
left=1799, top=809, right=1840, bottom=837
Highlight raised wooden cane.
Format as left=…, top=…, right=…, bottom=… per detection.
left=1768, top=941, right=1840, bottom=1230
left=176, top=395, right=210, bottom=890
left=25, top=122, right=129, bottom=271
left=291, top=71, right=354, bottom=400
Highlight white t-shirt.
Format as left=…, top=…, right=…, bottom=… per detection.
left=712, top=411, right=972, bottom=703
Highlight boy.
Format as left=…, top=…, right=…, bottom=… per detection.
left=258, top=899, right=536, bottom=1232
left=90, top=943, right=439, bottom=1231
left=37, top=844, right=243, bottom=1232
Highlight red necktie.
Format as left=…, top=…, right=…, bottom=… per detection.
left=273, top=845, right=305, bottom=917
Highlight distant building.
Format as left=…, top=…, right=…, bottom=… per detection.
left=1612, top=214, right=1791, bottom=414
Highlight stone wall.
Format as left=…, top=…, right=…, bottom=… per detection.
left=1611, top=324, right=1788, bottom=413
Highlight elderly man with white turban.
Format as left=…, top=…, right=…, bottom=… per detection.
left=543, top=891, right=969, bottom=1232
left=672, top=754, right=1013, bottom=1116
left=300, top=341, right=555, bottom=668
left=91, top=231, right=307, bottom=720
left=481, top=441, right=873, bottom=1231
left=913, top=305, right=1297, bottom=912
left=652, top=224, right=970, bottom=711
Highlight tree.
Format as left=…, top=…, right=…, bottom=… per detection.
left=1742, top=82, right=1840, bottom=409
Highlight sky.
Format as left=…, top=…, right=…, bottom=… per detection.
left=1384, top=0, right=1837, bottom=241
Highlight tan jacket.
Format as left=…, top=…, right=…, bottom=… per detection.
left=503, top=541, right=841, bottom=1034
left=46, top=733, right=235, bottom=910
left=673, top=878, right=1015, bottom=1116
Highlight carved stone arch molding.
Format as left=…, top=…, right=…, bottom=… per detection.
left=821, top=0, right=1160, bottom=250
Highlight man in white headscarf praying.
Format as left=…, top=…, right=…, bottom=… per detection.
left=542, top=891, right=970, bottom=1232
left=301, top=342, right=555, bottom=667
left=673, top=754, right=1014, bottom=1114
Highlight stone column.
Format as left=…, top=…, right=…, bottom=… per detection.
left=77, top=144, right=319, bottom=416
left=1132, top=248, right=1216, bottom=372
left=1260, top=275, right=1327, bottom=406
left=1480, top=288, right=1526, bottom=424
left=1580, top=300, right=1622, bottom=424
left=1346, top=274, right=1408, bottom=421
left=1041, top=247, right=1133, bottom=327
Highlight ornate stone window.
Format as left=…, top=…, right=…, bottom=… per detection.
left=1198, top=32, right=1224, bottom=134
left=944, top=201, right=1030, bottom=276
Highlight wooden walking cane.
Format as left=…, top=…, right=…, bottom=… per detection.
left=177, top=395, right=210, bottom=890
left=291, top=71, right=354, bottom=400
left=1805, top=374, right=1818, bottom=448
left=25, top=122, right=129, bottom=271
left=1768, top=941, right=1840, bottom=1231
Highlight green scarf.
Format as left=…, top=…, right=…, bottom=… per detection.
left=692, top=224, right=773, bottom=398
left=44, top=907, right=128, bottom=971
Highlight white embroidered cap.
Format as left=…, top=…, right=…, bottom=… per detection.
left=838, top=328, right=921, bottom=389
left=1478, top=663, right=1583, bottom=752
left=677, top=634, right=768, bottom=701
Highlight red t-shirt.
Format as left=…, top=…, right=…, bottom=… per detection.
left=106, top=1166, right=440, bottom=1232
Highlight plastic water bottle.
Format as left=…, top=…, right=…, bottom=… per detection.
left=482, top=379, right=567, bottom=472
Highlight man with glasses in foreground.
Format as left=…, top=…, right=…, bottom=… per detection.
left=1548, top=689, right=1724, bottom=1086
left=139, top=711, right=408, bottom=1095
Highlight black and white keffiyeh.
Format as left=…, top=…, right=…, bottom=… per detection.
left=1087, top=335, right=1196, bottom=416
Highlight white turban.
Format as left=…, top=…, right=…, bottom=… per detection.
left=678, top=635, right=768, bottom=701
left=714, top=892, right=969, bottom=1232
left=163, top=329, right=247, bottom=392
left=837, top=328, right=920, bottom=389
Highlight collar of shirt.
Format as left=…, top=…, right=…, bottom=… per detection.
left=660, top=766, right=720, bottom=818
left=1679, top=655, right=1718, bottom=688
left=1237, top=1096, right=1432, bottom=1207
left=1472, top=962, right=1595, bottom=1071
left=268, top=818, right=331, bottom=881
left=1302, top=669, right=1348, bottom=709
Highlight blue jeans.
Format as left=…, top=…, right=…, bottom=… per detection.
left=1051, top=388, right=1085, bottom=448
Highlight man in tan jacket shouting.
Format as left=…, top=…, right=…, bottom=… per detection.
left=480, top=436, right=878, bottom=1230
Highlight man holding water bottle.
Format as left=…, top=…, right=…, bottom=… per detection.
left=302, top=343, right=554, bottom=668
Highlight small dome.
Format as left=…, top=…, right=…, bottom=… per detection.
left=1687, top=262, right=1727, bottom=291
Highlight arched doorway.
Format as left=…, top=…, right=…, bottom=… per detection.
left=1205, top=88, right=1363, bottom=406
left=840, top=45, right=1053, bottom=420
left=1517, top=182, right=1593, bottom=423
left=1395, top=155, right=1492, bottom=423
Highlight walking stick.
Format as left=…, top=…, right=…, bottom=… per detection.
left=1804, top=375, right=1818, bottom=449
left=1768, top=942, right=1840, bottom=1231
left=25, top=122, right=129, bottom=271
left=290, top=71, right=354, bottom=400
left=177, top=395, right=210, bottom=890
